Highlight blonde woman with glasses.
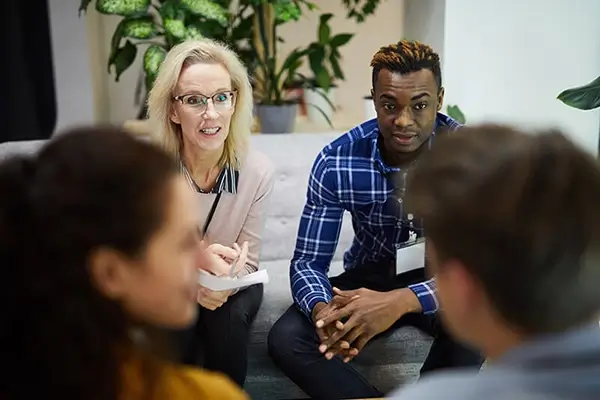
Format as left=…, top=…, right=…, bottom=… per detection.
left=147, top=39, right=274, bottom=387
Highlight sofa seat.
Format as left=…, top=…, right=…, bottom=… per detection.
left=246, top=259, right=432, bottom=400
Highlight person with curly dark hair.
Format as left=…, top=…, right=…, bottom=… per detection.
left=0, top=126, right=247, bottom=399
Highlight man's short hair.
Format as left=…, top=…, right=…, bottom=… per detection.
left=370, top=40, right=442, bottom=91
left=407, top=124, right=600, bottom=334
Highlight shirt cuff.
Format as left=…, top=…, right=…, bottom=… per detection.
left=408, top=278, right=439, bottom=315
left=297, top=291, right=332, bottom=320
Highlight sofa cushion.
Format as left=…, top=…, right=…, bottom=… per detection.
left=252, top=133, right=355, bottom=263
left=0, top=140, right=46, bottom=162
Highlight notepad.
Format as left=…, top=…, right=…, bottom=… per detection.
left=198, top=269, right=269, bottom=291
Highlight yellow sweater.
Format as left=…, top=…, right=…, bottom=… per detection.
left=121, top=357, right=248, bottom=399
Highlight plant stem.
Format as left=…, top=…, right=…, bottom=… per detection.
left=134, top=40, right=167, bottom=48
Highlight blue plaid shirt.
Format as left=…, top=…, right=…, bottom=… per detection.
left=290, top=113, right=462, bottom=318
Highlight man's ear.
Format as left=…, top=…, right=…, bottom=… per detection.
left=437, top=87, right=445, bottom=112
left=88, top=247, right=130, bottom=299
left=446, top=259, right=480, bottom=313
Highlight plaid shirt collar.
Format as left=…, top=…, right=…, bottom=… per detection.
left=372, top=112, right=461, bottom=176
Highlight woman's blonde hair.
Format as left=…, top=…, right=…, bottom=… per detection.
left=147, top=39, right=253, bottom=169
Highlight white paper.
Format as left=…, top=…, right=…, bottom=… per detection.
left=396, top=241, right=425, bottom=275
left=198, top=269, right=269, bottom=291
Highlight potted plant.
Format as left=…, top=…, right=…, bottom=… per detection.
left=251, top=1, right=317, bottom=134
left=79, top=0, right=255, bottom=119
left=303, top=13, right=354, bottom=127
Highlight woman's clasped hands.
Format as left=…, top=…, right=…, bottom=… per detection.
left=196, top=240, right=249, bottom=310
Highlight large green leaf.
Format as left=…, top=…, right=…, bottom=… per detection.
left=275, top=48, right=308, bottom=90
left=329, top=52, right=344, bottom=80
left=160, top=0, right=186, bottom=19
left=330, top=33, right=353, bottom=48
left=160, top=0, right=187, bottom=39
left=110, top=40, right=137, bottom=81
left=160, top=0, right=186, bottom=41
left=447, top=105, right=466, bottom=124
left=318, top=13, right=333, bottom=44
left=120, top=15, right=158, bottom=39
left=143, top=45, right=167, bottom=89
left=108, top=21, right=126, bottom=72
left=557, top=76, right=600, bottom=111
left=184, top=23, right=204, bottom=40
left=164, top=19, right=186, bottom=39
left=180, top=0, right=228, bottom=26
left=308, top=45, right=326, bottom=77
left=96, top=0, right=150, bottom=16
left=78, top=0, right=93, bottom=16
left=143, top=45, right=167, bottom=76
left=274, top=1, right=302, bottom=23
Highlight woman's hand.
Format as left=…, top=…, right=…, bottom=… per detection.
left=197, top=241, right=248, bottom=276
left=196, top=241, right=249, bottom=309
left=197, top=286, right=233, bottom=310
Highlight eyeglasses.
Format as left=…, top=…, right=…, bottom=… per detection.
left=173, top=90, right=237, bottom=113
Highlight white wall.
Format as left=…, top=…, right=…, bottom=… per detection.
left=443, top=0, right=600, bottom=154
left=47, top=1, right=96, bottom=133
left=403, top=0, right=445, bottom=63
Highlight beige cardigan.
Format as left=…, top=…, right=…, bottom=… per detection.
left=194, top=148, right=274, bottom=282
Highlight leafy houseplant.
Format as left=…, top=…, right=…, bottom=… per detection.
left=557, top=75, right=600, bottom=111
left=251, top=1, right=325, bottom=133
left=79, top=0, right=255, bottom=118
left=342, top=0, right=385, bottom=22
left=446, top=104, right=466, bottom=124
left=302, top=13, right=353, bottom=127
left=305, top=13, right=353, bottom=92
left=79, top=0, right=386, bottom=125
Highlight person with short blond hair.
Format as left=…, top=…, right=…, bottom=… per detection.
left=147, top=38, right=274, bottom=387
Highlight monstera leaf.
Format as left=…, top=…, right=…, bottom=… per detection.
left=180, top=0, right=228, bottom=26
left=96, top=0, right=150, bottom=16
left=558, top=76, right=600, bottom=111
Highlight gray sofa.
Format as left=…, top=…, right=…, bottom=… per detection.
left=0, top=133, right=432, bottom=400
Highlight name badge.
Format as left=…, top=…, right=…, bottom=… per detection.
left=395, top=236, right=426, bottom=275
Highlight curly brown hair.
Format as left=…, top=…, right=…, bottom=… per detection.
left=0, top=127, right=180, bottom=398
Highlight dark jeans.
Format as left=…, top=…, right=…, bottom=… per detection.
left=267, top=264, right=484, bottom=399
left=171, top=283, right=263, bottom=387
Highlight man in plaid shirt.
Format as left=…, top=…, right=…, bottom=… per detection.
left=268, top=40, right=484, bottom=399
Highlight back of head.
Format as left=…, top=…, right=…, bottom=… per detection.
left=407, top=124, right=600, bottom=334
left=0, top=126, right=178, bottom=398
left=147, top=38, right=253, bottom=169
